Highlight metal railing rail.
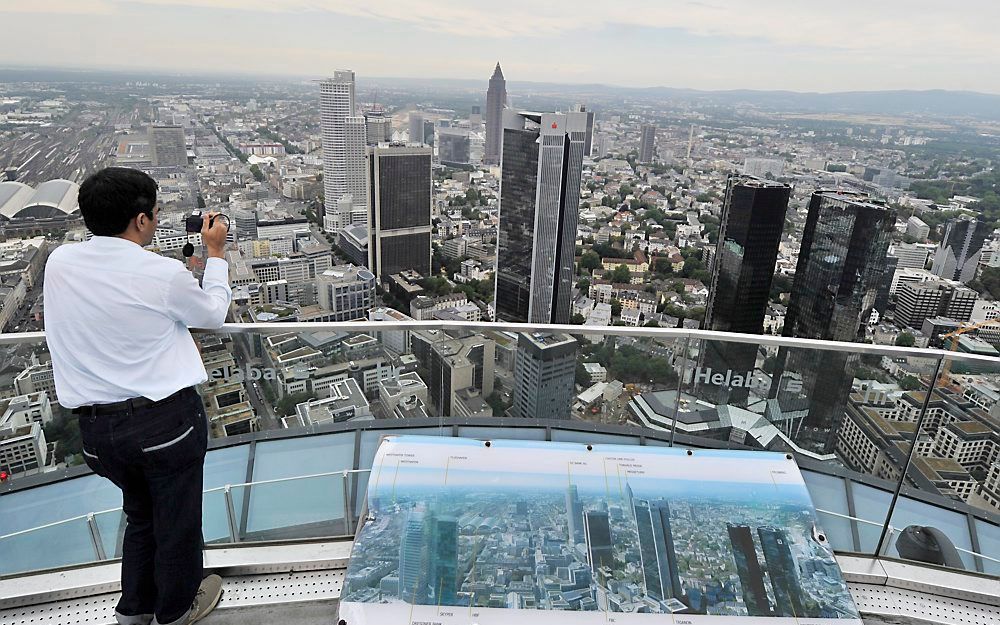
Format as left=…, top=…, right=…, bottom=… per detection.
left=1, top=320, right=998, bottom=366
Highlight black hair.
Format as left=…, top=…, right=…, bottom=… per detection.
left=78, top=167, right=158, bottom=236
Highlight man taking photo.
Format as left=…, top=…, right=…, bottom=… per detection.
left=44, top=167, right=231, bottom=625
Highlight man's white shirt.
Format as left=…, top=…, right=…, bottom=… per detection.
left=43, top=236, right=232, bottom=408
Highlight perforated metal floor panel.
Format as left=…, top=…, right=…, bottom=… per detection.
left=0, top=570, right=345, bottom=625
left=850, top=583, right=1000, bottom=625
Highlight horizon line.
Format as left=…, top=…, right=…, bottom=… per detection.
left=3, top=64, right=1000, bottom=99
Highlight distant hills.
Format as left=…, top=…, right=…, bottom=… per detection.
left=3, top=66, right=1000, bottom=119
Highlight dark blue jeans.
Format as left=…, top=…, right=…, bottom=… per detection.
left=78, top=387, right=207, bottom=625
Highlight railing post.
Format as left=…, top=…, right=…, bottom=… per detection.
left=874, top=357, right=944, bottom=557
left=342, top=471, right=354, bottom=537
left=87, top=513, right=107, bottom=561
left=224, top=485, right=241, bottom=543
left=669, top=336, right=692, bottom=448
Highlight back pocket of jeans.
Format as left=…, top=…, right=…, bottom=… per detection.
left=139, top=421, right=203, bottom=473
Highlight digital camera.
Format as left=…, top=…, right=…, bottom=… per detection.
left=185, top=210, right=230, bottom=233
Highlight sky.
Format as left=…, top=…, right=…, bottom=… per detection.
left=2, top=1, right=1000, bottom=93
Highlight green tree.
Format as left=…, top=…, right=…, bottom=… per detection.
left=611, top=298, right=623, bottom=318
left=900, top=375, right=921, bottom=391
left=609, top=264, right=631, bottom=284
left=249, top=164, right=265, bottom=182
left=895, top=332, right=916, bottom=347
left=580, top=251, right=602, bottom=272
left=576, top=277, right=591, bottom=291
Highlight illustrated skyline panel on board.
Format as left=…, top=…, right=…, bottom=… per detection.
left=339, top=436, right=863, bottom=624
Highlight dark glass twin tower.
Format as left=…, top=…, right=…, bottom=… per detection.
left=702, top=176, right=791, bottom=406
left=702, top=179, right=896, bottom=453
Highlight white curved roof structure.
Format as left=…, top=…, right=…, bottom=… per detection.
left=0, top=182, right=35, bottom=220
left=0, top=179, right=80, bottom=220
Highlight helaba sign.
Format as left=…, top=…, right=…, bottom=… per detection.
left=209, top=364, right=278, bottom=382
left=693, top=367, right=803, bottom=393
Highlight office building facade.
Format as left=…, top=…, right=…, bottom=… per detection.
left=932, top=218, right=991, bottom=283
left=484, top=63, right=507, bottom=165
left=494, top=111, right=588, bottom=323
left=639, top=124, right=656, bottom=164
left=773, top=191, right=896, bottom=454
left=701, top=176, right=791, bottom=406
left=366, top=144, right=433, bottom=279
left=438, top=128, right=471, bottom=166
left=512, top=333, right=578, bottom=420
left=320, top=71, right=366, bottom=219
left=364, top=112, right=392, bottom=146
left=896, top=280, right=977, bottom=329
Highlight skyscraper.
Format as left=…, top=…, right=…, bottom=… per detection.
left=148, top=125, right=187, bottom=167
left=639, top=124, right=657, bottom=164
left=931, top=218, right=991, bottom=284
left=494, top=111, right=588, bottom=323
left=584, top=510, right=614, bottom=571
left=429, top=513, right=458, bottom=605
left=633, top=500, right=683, bottom=602
left=366, top=144, right=432, bottom=280
left=512, top=333, right=578, bottom=420
left=321, top=71, right=356, bottom=207
left=727, top=523, right=771, bottom=617
left=565, top=484, right=585, bottom=544
left=398, top=508, right=428, bottom=603
left=438, top=128, right=471, bottom=166
left=364, top=111, right=392, bottom=146
left=572, top=104, right=596, bottom=157
left=772, top=190, right=896, bottom=453
left=345, top=116, right=368, bottom=210
left=758, top=526, right=809, bottom=617
left=408, top=112, right=424, bottom=144
left=700, top=176, right=791, bottom=406
left=484, top=62, right=507, bottom=165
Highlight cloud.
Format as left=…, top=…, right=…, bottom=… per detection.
left=111, top=0, right=1000, bottom=62
left=0, top=0, right=114, bottom=13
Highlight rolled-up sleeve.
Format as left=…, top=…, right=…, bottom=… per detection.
left=165, top=258, right=232, bottom=329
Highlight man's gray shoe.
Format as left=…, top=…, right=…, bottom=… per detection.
left=187, top=574, right=224, bottom=624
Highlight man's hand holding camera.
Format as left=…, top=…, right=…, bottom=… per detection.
left=201, top=210, right=229, bottom=259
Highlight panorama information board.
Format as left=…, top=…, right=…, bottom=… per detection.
left=338, top=436, right=862, bottom=625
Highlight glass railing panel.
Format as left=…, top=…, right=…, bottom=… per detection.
left=234, top=472, right=347, bottom=541
left=0, top=474, right=122, bottom=535
left=201, top=445, right=250, bottom=544
left=202, top=488, right=233, bottom=544
left=0, top=517, right=97, bottom=576
left=851, top=483, right=894, bottom=553
left=883, top=497, right=977, bottom=570
left=974, top=519, right=1000, bottom=576
left=801, top=470, right=856, bottom=553
left=881, top=350, right=1000, bottom=573
left=245, top=433, right=354, bottom=539
left=92, top=508, right=124, bottom=559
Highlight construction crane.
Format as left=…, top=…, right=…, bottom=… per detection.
left=938, top=318, right=1000, bottom=387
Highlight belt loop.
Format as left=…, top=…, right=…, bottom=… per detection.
left=89, top=405, right=96, bottom=423
left=126, top=398, right=133, bottom=418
